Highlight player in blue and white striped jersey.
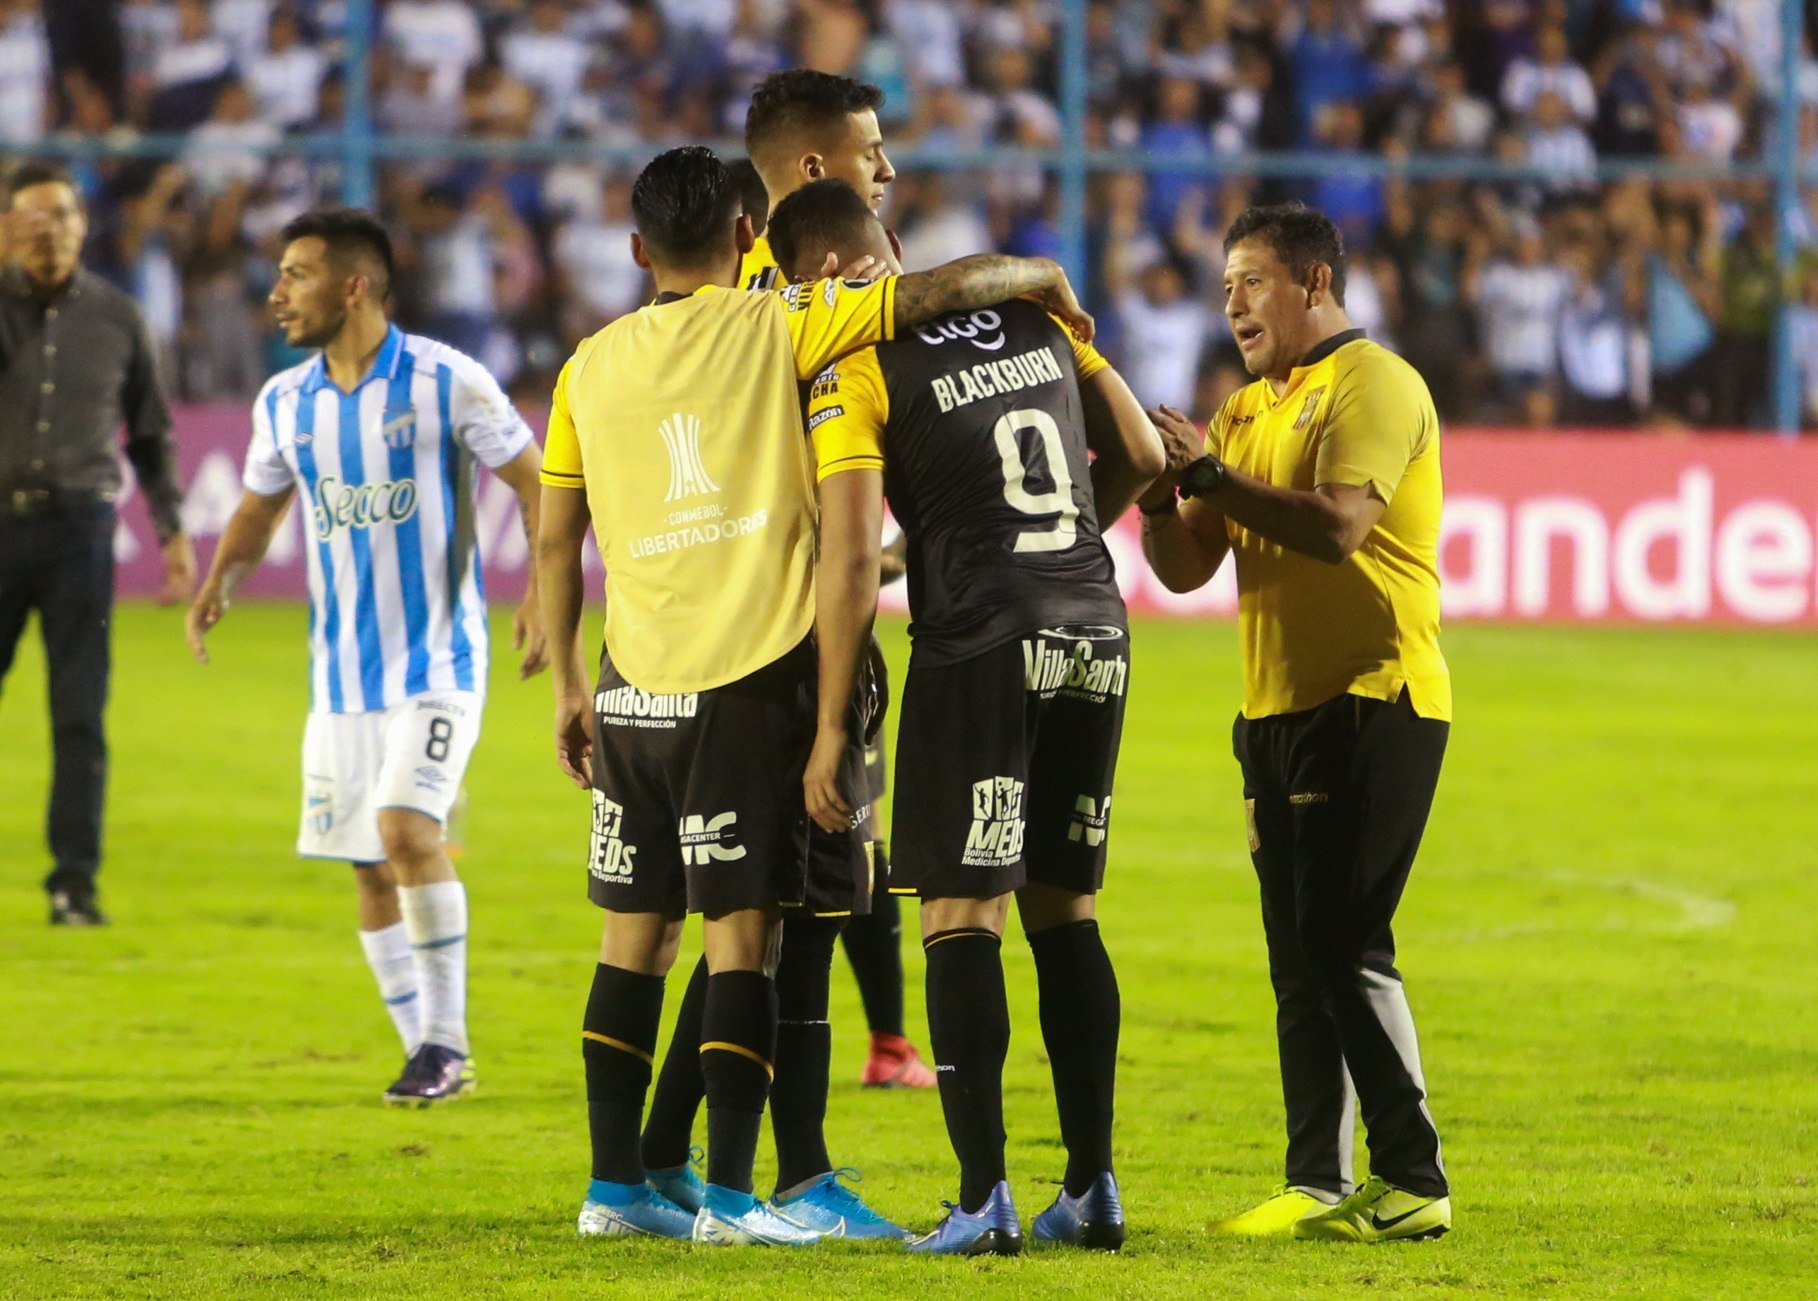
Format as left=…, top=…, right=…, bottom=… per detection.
left=186, top=209, right=546, bottom=1107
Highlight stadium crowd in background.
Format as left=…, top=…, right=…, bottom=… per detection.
left=9, top=0, right=1818, bottom=428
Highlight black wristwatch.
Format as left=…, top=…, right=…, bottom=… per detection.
left=1178, top=455, right=1227, bottom=499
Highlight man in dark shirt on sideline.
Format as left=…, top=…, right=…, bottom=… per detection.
left=0, top=159, right=194, bottom=927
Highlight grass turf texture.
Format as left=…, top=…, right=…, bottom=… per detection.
left=2, top=604, right=1814, bottom=1300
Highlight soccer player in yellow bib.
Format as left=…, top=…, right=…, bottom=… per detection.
left=536, top=145, right=1093, bottom=1245
left=634, top=70, right=935, bottom=1245
left=1139, top=202, right=1452, bottom=1244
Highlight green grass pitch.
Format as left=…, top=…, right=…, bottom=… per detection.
left=2, top=603, right=1814, bottom=1299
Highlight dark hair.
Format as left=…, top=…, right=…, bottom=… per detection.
left=765, top=178, right=880, bottom=281
left=5, top=159, right=79, bottom=205
left=727, top=157, right=770, bottom=235
left=631, top=145, right=741, bottom=265
left=279, top=207, right=396, bottom=299
left=1223, top=201, right=1346, bottom=306
left=745, top=70, right=884, bottom=160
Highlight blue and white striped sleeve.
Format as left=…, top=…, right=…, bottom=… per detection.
left=243, top=380, right=294, bottom=496
left=446, top=353, right=535, bottom=469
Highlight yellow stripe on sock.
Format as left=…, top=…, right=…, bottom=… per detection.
left=923, top=928, right=998, bottom=949
left=699, top=1040, right=775, bottom=1079
left=581, top=1031, right=654, bottom=1065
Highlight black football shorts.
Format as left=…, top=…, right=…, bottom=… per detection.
left=890, top=624, right=1129, bottom=900
left=798, top=638, right=893, bottom=914
left=587, top=639, right=814, bottom=917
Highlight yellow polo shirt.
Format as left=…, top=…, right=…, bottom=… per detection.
left=1210, top=331, right=1451, bottom=721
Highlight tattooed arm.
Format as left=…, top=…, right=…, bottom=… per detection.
left=892, top=255, right=1094, bottom=341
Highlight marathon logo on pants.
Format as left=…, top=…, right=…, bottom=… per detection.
left=1066, top=794, right=1112, bottom=846
left=963, top=777, right=1026, bottom=868
left=679, top=812, right=747, bottom=867
left=589, top=793, right=637, bottom=883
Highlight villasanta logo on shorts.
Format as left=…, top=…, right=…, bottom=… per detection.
left=964, top=776, right=1026, bottom=868
left=589, top=792, right=637, bottom=883
left=660, top=413, right=719, bottom=502
left=1066, top=794, right=1112, bottom=846
left=1025, top=636, right=1129, bottom=702
left=679, top=812, right=747, bottom=867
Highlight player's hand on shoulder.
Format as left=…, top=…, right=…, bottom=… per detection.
left=815, top=250, right=883, bottom=284
left=1025, top=268, right=1094, bottom=345
left=554, top=691, right=593, bottom=789
left=804, top=725, right=854, bottom=835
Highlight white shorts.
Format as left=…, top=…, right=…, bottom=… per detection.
left=298, top=691, right=484, bottom=862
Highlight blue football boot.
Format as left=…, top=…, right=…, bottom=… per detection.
left=691, top=1185, right=822, bottom=1246
left=1032, top=1172, right=1126, bottom=1251
left=645, top=1146, right=706, bottom=1215
left=770, top=1169, right=910, bottom=1240
left=577, top=1180, right=695, bottom=1238
left=906, top=1180, right=1023, bottom=1256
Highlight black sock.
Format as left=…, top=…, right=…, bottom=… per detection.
left=1029, top=919, right=1120, bottom=1196
left=582, top=963, right=666, bottom=1185
left=924, top=928, right=1009, bottom=1213
left=700, top=969, right=778, bottom=1195
left=772, top=913, right=840, bottom=1195
left=841, top=885, right=905, bottom=1037
left=640, top=955, right=707, bottom=1171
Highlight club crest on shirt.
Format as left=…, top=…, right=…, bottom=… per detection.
left=1293, top=387, right=1326, bottom=431
left=382, top=406, right=418, bottom=450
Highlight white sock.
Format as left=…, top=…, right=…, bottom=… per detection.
left=359, top=923, right=421, bottom=1052
left=398, top=881, right=469, bottom=1055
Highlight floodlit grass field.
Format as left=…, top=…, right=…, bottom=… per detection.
left=2, top=604, right=1814, bottom=1299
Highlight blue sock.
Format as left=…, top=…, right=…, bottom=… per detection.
left=587, top=1178, right=644, bottom=1206
left=703, top=1183, right=758, bottom=1216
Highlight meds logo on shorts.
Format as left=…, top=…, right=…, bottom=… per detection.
left=678, top=812, right=747, bottom=867
left=1066, top=794, right=1112, bottom=847
left=963, top=777, right=1026, bottom=868
left=589, top=793, right=637, bottom=883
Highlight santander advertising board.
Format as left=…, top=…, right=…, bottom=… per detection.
left=116, top=409, right=1818, bottom=626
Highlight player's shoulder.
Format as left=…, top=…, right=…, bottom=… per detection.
left=809, top=342, right=883, bottom=396
left=1334, top=336, right=1419, bottom=384
left=257, top=357, right=316, bottom=409
left=397, top=331, right=493, bottom=385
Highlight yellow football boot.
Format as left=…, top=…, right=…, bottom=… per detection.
left=1209, top=1184, right=1333, bottom=1236
left=1291, top=1176, right=1451, bottom=1243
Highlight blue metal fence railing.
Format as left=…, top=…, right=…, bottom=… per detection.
left=1772, top=0, right=1804, bottom=434
left=23, top=0, right=1810, bottom=432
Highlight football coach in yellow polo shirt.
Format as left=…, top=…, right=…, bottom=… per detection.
left=1139, top=202, right=1452, bottom=1245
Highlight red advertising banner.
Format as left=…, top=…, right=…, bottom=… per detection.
left=116, top=410, right=1818, bottom=625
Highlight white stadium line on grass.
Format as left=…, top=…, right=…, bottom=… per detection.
left=1458, top=871, right=1737, bottom=943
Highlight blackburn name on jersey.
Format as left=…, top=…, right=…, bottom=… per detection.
left=244, top=325, right=534, bottom=713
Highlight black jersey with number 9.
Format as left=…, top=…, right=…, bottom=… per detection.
left=806, top=298, right=1127, bottom=666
